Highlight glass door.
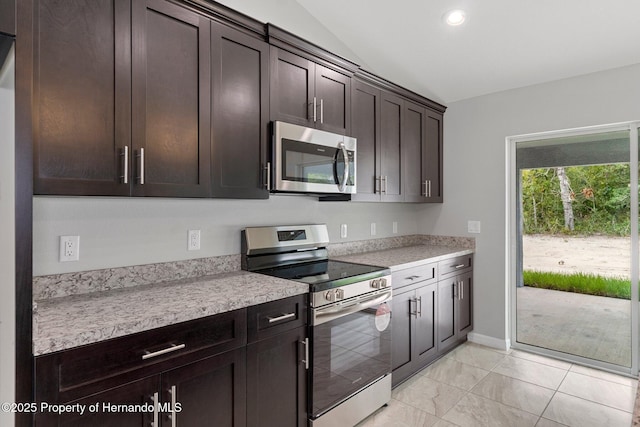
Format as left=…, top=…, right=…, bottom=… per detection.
left=510, top=123, right=639, bottom=375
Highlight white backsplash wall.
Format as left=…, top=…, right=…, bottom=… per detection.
left=33, top=195, right=420, bottom=276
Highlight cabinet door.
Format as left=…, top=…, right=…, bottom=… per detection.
left=424, top=110, right=443, bottom=202
left=161, top=347, right=247, bottom=427
left=131, top=0, right=211, bottom=197
left=379, top=92, right=404, bottom=202
left=270, top=47, right=314, bottom=127
left=457, top=272, right=473, bottom=335
left=315, top=65, right=350, bottom=134
left=402, top=101, right=427, bottom=202
left=32, top=0, right=131, bottom=196
left=0, top=0, right=15, bottom=36
left=246, top=327, right=307, bottom=427
left=211, top=22, right=269, bottom=199
left=437, top=279, right=457, bottom=351
left=35, top=376, right=157, bottom=426
left=351, top=80, right=381, bottom=201
left=391, top=288, right=414, bottom=387
left=414, top=283, right=437, bottom=365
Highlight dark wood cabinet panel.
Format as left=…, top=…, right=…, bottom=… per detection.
left=32, top=0, right=131, bottom=196
left=437, top=279, right=457, bottom=351
left=162, top=347, right=247, bottom=427
left=270, top=47, right=314, bottom=127
left=270, top=47, right=350, bottom=135
left=0, top=0, right=15, bottom=36
left=424, top=111, right=443, bottom=202
left=211, top=22, right=269, bottom=199
left=391, top=288, right=413, bottom=382
left=315, top=65, right=350, bottom=134
left=351, top=80, right=381, bottom=201
left=391, top=281, right=437, bottom=387
left=380, top=92, right=403, bottom=201
left=131, top=0, right=211, bottom=197
left=403, top=101, right=427, bottom=202
left=247, top=326, right=307, bottom=427
left=35, top=376, right=157, bottom=426
left=457, top=272, right=473, bottom=335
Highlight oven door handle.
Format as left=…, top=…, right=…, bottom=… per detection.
left=312, top=290, right=392, bottom=326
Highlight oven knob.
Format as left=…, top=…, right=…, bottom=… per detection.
left=380, top=278, right=388, bottom=288
left=335, top=289, right=345, bottom=300
left=371, top=279, right=380, bottom=289
left=325, top=290, right=336, bottom=302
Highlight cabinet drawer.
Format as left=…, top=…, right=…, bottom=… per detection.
left=438, top=255, right=473, bottom=278
left=392, top=263, right=437, bottom=289
left=35, top=308, right=247, bottom=403
left=248, top=294, right=308, bottom=343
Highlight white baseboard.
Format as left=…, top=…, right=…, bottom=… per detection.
left=467, top=332, right=511, bottom=351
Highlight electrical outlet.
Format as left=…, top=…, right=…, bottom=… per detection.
left=59, top=235, right=80, bottom=262
left=392, top=221, right=398, bottom=234
left=188, top=230, right=201, bottom=251
left=340, top=224, right=348, bottom=239
left=370, top=222, right=376, bottom=236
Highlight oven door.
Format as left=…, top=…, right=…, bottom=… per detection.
left=273, top=121, right=356, bottom=194
left=310, top=289, right=392, bottom=419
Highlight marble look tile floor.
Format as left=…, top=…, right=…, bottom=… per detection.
left=357, top=342, right=637, bottom=427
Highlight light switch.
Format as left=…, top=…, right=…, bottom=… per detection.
left=468, top=220, right=481, bottom=234
left=340, top=224, right=348, bottom=239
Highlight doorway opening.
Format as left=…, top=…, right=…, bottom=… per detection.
left=508, top=123, right=640, bottom=376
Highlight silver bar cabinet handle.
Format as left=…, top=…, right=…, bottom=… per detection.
left=142, top=343, right=186, bottom=360
left=169, top=385, right=177, bottom=427
left=320, top=98, right=324, bottom=123
left=422, top=180, right=427, bottom=196
left=384, top=176, right=388, bottom=194
left=313, top=97, right=317, bottom=122
left=417, top=296, right=422, bottom=317
left=461, top=281, right=464, bottom=300
left=137, top=148, right=145, bottom=184
left=121, top=146, right=129, bottom=184
left=265, top=162, right=271, bottom=190
left=301, top=338, right=309, bottom=369
left=267, top=312, right=295, bottom=323
left=453, top=263, right=466, bottom=269
left=151, top=392, right=159, bottom=427
left=428, top=180, right=432, bottom=197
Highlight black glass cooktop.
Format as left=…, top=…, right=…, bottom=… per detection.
left=257, top=260, right=389, bottom=292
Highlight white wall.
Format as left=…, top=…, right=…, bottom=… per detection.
left=419, top=63, right=640, bottom=344
left=33, top=196, right=420, bottom=275
left=0, top=45, right=15, bottom=427
left=215, top=0, right=368, bottom=68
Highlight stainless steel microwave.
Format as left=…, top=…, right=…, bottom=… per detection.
left=270, top=121, right=356, bottom=195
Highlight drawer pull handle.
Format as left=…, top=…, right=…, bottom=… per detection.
left=142, top=343, right=186, bottom=360
left=267, top=312, right=296, bottom=323
left=453, top=264, right=466, bottom=269
left=406, top=275, right=421, bottom=280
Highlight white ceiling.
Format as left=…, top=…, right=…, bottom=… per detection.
left=294, top=0, right=640, bottom=104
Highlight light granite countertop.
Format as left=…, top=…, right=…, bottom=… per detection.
left=334, top=244, right=474, bottom=271
left=33, top=271, right=308, bottom=356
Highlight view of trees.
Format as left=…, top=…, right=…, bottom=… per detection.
left=521, top=164, right=632, bottom=236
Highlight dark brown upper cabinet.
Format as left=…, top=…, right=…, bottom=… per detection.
left=424, top=110, right=443, bottom=202
left=210, top=21, right=269, bottom=199
left=31, top=0, right=132, bottom=196
left=31, top=0, right=211, bottom=197
left=0, top=0, right=15, bottom=36
left=131, top=0, right=211, bottom=197
left=270, top=47, right=351, bottom=135
left=379, top=91, right=404, bottom=202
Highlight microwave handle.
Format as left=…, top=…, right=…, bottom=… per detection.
left=337, top=142, right=349, bottom=192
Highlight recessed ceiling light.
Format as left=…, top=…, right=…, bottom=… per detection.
left=444, top=9, right=466, bottom=26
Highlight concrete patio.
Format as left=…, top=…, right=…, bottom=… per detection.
left=516, top=286, right=631, bottom=367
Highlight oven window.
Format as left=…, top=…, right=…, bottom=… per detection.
left=311, top=303, right=391, bottom=418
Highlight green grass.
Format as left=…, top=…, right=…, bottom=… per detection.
left=523, top=270, right=630, bottom=300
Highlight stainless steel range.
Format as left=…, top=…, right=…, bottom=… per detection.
left=241, top=224, right=392, bottom=427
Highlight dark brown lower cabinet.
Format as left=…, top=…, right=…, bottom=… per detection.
left=246, top=327, right=307, bottom=427
left=438, top=271, right=473, bottom=353
left=35, top=295, right=308, bottom=427
left=391, top=281, right=437, bottom=387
